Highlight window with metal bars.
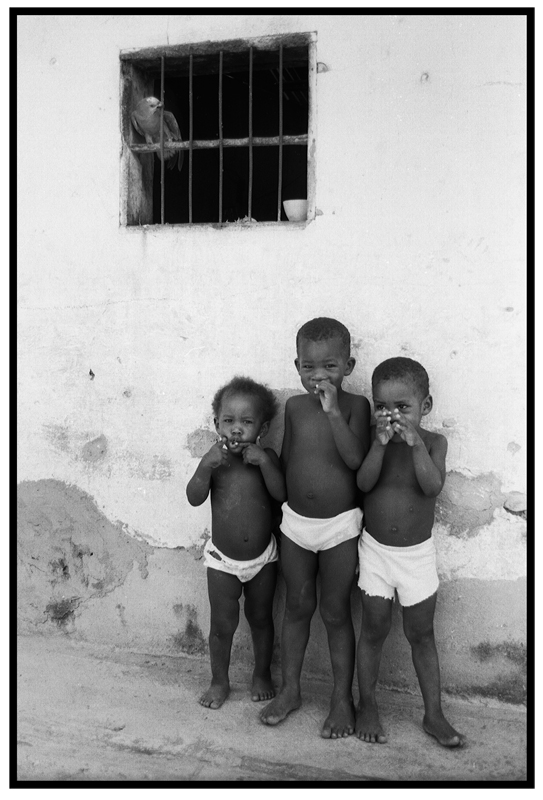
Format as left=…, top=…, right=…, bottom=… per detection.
left=120, top=33, right=315, bottom=227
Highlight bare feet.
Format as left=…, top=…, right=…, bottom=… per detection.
left=251, top=673, right=275, bottom=702
left=198, top=680, right=230, bottom=710
left=260, top=688, right=301, bottom=725
left=355, top=703, right=388, bottom=743
left=423, top=713, right=466, bottom=748
left=321, top=695, right=355, bottom=739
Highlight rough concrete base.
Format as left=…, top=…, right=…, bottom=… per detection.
left=17, top=634, right=528, bottom=783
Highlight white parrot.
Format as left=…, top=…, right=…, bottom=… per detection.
left=131, top=96, right=184, bottom=171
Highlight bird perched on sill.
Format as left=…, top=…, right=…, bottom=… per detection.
left=131, top=96, right=184, bottom=171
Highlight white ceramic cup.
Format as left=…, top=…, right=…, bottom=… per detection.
left=283, top=199, right=308, bottom=221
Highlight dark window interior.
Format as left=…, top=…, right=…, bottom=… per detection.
left=147, top=51, right=308, bottom=224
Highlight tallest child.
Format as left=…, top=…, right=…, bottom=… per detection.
left=261, top=318, right=370, bottom=738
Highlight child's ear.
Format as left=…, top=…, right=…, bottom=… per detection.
left=214, top=417, right=220, bottom=433
left=344, top=357, right=356, bottom=376
left=259, top=421, right=270, bottom=440
left=294, top=357, right=301, bottom=374
left=421, top=395, right=433, bottom=416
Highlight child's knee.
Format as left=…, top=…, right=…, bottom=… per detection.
left=403, top=619, right=435, bottom=645
left=319, top=597, right=350, bottom=629
left=360, top=614, right=391, bottom=643
left=244, top=603, right=272, bottom=630
left=285, top=592, right=316, bottom=621
left=210, top=608, right=240, bottom=638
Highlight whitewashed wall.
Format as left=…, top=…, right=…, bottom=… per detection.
left=18, top=14, right=526, bottom=685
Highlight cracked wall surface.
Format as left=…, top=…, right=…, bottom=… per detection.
left=17, top=480, right=153, bottom=631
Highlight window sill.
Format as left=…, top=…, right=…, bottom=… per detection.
left=120, top=219, right=312, bottom=231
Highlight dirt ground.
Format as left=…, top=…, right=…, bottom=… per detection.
left=16, top=633, right=528, bottom=785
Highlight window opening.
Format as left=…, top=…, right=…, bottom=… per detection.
left=121, top=34, right=313, bottom=226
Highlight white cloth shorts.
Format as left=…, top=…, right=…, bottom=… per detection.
left=280, top=503, right=362, bottom=553
left=203, top=534, right=278, bottom=583
left=357, top=529, right=439, bottom=607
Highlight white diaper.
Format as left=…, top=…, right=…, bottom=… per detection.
left=357, top=529, right=439, bottom=607
left=203, top=535, right=278, bottom=583
left=280, top=503, right=362, bottom=553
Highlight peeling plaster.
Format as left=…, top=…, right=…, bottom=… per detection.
left=503, top=491, right=526, bottom=515
left=185, top=528, right=209, bottom=560
left=17, top=480, right=153, bottom=630
left=434, top=511, right=526, bottom=581
left=507, top=441, right=521, bottom=455
left=436, top=471, right=504, bottom=536
left=82, top=435, right=108, bottom=463
left=186, top=429, right=217, bottom=459
left=43, top=423, right=173, bottom=481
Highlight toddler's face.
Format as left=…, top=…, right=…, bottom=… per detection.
left=295, top=336, right=354, bottom=395
left=214, top=394, right=266, bottom=453
left=372, top=379, right=430, bottom=439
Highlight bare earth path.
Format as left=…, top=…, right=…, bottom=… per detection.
left=16, top=634, right=527, bottom=783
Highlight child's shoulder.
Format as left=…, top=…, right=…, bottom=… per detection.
left=343, top=389, right=369, bottom=402
left=421, top=427, right=447, bottom=450
left=342, top=389, right=370, bottom=410
left=285, top=393, right=308, bottom=410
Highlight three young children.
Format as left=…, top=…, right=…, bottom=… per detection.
left=186, top=318, right=465, bottom=749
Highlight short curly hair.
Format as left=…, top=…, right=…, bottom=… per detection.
left=296, top=317, right=351, bottom=356
left=372, top=357, right=430, bottom=398
left=212, top=376, right=279, bottom=422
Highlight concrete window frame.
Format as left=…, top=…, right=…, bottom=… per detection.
left=119, top=32, right=317, bottom=228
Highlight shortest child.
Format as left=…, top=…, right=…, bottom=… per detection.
left=356, top=357, right=465, bottom=748
left=186, top=376, right=286, bottom=709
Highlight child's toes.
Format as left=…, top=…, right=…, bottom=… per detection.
left=251, top=678, right=275, bottom=702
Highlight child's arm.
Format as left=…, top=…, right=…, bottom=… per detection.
left=392, top=412, right=447, bottom=497
left=411, top=435, right=447, bottom=497
left=241, top=443, right=287, bottom=502
left=186, top=438, right=228, bottom=506
left=317, top=382, right=370, bottom=469
left=280, top=400, right=292, bottom=469
left=356, top=414, right=392, bottom=492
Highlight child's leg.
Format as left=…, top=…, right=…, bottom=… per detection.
left=260, top=536, right=318, bottom=725
left=243, top=561, right=278, bottom=702
left=318, top=536, right=359, bottom=738
left=402, top=593, right=465, bottom=747
left=355, top=592, right=392, bottom=743
left=199, top=568, right=242, bottom=709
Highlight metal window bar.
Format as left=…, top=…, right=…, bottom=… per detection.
left=160, top=56, right=165, bottom=225
left=128, top=42, right=310, bottom=225
left=218, top=50, right=224, bottom=224
left=131, top=134, right=307, bottom=154
left=277, top=45, right=283, bottom=222
left=189, top=53, right=193, bottom=224
left=248, top=47, right=253, bottom=221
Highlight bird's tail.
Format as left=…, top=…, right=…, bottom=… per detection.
left=161, top=150, right=184, bottom=171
